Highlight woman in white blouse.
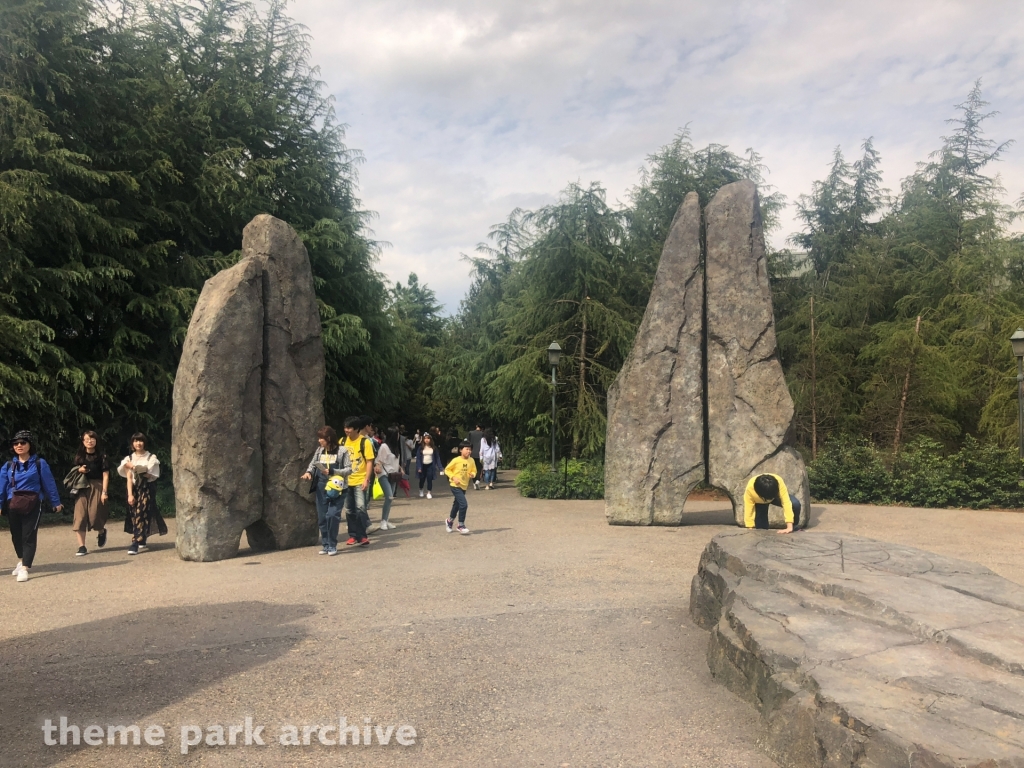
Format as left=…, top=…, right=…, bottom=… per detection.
left=117, top=432, right=167, bottom=554
left=415, top=433, right=438, bottom=499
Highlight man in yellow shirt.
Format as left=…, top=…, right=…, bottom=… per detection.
left=442, top=441, right=476, bottom=534
left=743, top=473, right=803, bottom=534
left=341, top=417, right=376, bottom=545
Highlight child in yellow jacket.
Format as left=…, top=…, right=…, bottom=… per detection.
left=443, top=441, right=477, bottom=534
left=743, top=473, right=803, bottom=533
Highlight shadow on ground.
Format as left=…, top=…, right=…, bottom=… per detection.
left=0, top=601, right=312, bottom=768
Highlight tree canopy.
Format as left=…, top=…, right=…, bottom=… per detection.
left=0, top=0, right=401, bottom=462
left=4, top=0, right=1021, bottom=481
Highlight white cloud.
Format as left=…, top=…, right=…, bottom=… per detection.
left=290, top=0, right=1024, bottom=311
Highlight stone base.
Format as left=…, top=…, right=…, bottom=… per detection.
left=690, top=531, right=1024, bottom=768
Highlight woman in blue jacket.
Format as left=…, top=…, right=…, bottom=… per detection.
left=1, top=430, right=63, bottom=582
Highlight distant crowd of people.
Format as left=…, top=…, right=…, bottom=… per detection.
left=301, top=418, right=502, bottom=554
left=0, top=420, right=504, bottom=578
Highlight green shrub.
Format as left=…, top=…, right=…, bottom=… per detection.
left=809, top=435, right=1024, bottom=508
left=515, top=460, right=605, bottom=500
left=502, top=436, right=549, bottom=470
left=807, top=438, right=892, bottom=503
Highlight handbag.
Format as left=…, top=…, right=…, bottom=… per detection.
left=387, top=471, right=402, bottom=484
left=6, top=457, right=43, bottom=515
left=64, top=466, right=90, bottom=492
left=8, top=490, right=40, bottom=516
left=372, top=477, right=384, bottom=500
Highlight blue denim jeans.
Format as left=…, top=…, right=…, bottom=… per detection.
left=753, top=493, right=802, bottom=529
left=376, top=474, right=394, bottom=522
left=344, top=485, right=369, bottom=540
left=318, top=493, right=342, bottom=549
left=449, top=487, right=468, bottom=524
left=483, top=468, right=496, bottom=484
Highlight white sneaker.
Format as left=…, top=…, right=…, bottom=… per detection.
left=12, top=563, right=23, bottom=576
left=457, top=525, right=470, bottom=535
left=366, top=522, right=379, bottom=534
left=474, top=481, right=480, bottom=490
left=16, top=568, right=28, bottom=582
left=426, top=492, right=432, bottom=499
left=379, top=520, right=388, bottom=531
left=419, top=490, right=424, bottom=498
left=384, top=519, right=396, bottom=528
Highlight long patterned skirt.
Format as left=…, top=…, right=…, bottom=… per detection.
left=123, top=479, right=168, bottom=544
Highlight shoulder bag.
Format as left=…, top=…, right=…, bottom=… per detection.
left=7, top=458, right=41, bottom=515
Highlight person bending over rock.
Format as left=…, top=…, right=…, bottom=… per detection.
left=743, top=473, right=802, bottom=534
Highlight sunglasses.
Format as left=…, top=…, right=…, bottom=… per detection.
left=12, top=440, right=28, bottom=446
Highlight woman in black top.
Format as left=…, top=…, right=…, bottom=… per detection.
left=72, top=430, right=109, bottom=555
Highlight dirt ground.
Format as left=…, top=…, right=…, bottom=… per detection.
left=0, top=478, right=1021, bottom=767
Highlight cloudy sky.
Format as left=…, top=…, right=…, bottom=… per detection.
left=288, top=0, right=1024, bottom=312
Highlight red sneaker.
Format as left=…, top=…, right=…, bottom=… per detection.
left=359, top=537, right=370, bottom=546
left=345, top=537, right=358, bottom=546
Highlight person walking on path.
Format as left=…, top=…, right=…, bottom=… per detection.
left=2, top=430, right=63, bottom=582
left=360, top=418, right=382, bottom=532
left=443, top=440, right=476, bottom=534
left=743, top=473, right=803, bottom=534
left=399, top=425, right=414, bottom=476
left=468, top=424, right=484, bottom=490
left=416, top=433, right=439, bottom=499
left=301, top=426, right=351, bottom=555
left=341, top=417, right=374, bottom=546
left=117, top=433, right=167, bottom=555
left=374, top=428, right=402, bottom=530
left=71, top=430, right=110, bottom=556
left=480, top=429, right=502, bottom=490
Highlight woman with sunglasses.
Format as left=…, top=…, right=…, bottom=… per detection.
left=1, top=430, right=63, bottom=582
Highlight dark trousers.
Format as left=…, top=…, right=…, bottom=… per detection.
left=9, top=505, right=43, bottom=568
left=343, top=486, right=368, bottom=541
left=418, top=473, right=433, bottom=492
left=449, top=487, right=468, bottom=524
left=754, top=494, right=802, bottom=530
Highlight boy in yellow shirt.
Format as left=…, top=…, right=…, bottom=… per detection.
left=743, top=473, right=803, bottom=533
left=341, top=417, right=376, bottom=546
left=443, top=441, right=476, bottom=534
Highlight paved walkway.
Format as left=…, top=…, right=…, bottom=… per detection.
left=1, top=479, right=1021, bottom=767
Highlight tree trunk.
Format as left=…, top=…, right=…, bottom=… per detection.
left=810, top=295, right=817, bottom=461
left=893, top=315, right=922, bottom=455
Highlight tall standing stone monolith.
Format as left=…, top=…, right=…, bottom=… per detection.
left=705, top=180, right=809, bottom=525
left=605, top=192, right=705, bottom=524
left=172, top=258, right=265, bottom=561
left=173, top=214, right=324, bottom=561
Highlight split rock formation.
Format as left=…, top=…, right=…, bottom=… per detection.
left=605, top=180, right=808, bottom=526
left=173, top=214, right=324, bottom=561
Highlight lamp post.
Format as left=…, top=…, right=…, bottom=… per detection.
left=547, top=342, right=562, bottom=472
left=1011, top=328, right=1024, bottom=461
